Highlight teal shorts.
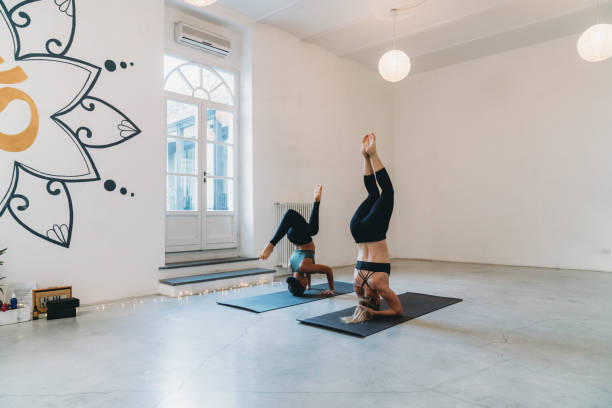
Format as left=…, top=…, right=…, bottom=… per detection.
left=289, top=250, right=315, bottom=273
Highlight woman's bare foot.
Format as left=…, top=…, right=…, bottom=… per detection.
left=361, top=134, right=370, bottom=157
left=314, top=184, right=323, bottom=202
left=365, top=133, right=377, bottom=156
left=259, top=242, right=274, bottom=260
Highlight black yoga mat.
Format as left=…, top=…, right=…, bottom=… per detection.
left=217, top=281, right=354, bottom=313
left=298, top=292, right=462, bottom=337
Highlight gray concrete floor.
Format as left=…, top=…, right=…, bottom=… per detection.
left=1, top=259, right=611, bottom=408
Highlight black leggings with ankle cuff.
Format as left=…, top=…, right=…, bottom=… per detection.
left=350, top=168, right=394, bottom=243
left=270, top=202, right=320, bottom=246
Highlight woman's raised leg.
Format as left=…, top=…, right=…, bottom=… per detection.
left=259, top=209, right=307, bottom=259
left=350, top=135, right=380, bottom=229
left=360, top=134, right=394, bottom=228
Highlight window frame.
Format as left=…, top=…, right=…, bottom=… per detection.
left=163, top=50, right=240, bottom=250
left=161, top=42, right=242, bottom=250
left=164, top=51, right=239, bottom=210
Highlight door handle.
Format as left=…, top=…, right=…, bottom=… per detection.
left=203, top=171, right=207, bottom=183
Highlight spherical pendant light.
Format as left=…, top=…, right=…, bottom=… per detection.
left=577, top=23, right=612, bottom=62
left=378, top=8, right=415, bottom=83
left=378, top=49, right=411, bottom=82
left=184, top=0, right=216, bottom=7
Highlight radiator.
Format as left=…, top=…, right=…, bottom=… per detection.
left=274, top=202, right=314, bottom=268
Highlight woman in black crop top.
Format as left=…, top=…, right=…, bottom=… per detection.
left=346, top=134, right=402, bottom=321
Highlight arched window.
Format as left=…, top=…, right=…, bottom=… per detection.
left=164, top=54, right=234, bottom=106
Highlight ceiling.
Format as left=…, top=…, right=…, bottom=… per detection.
left=174, top=0, right=611, bottom=74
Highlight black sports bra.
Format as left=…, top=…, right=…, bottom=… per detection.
left=356, top=261, right=390, bottom=290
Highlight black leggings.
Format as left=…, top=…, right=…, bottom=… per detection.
left=350, top=168, right=394, bottom=243
left=270, top=202, right=320, bottom=246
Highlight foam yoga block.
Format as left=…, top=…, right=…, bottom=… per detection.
left=217, top=281, right=354, bottom=313
left=298, top=292, right=462, bottom=337
left=46, top=297, right=80, bottom=320
left=47, top=308, right=77, bottom=320
left=46, top=298, right=80, bottom=310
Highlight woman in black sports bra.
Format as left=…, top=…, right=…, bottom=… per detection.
left=348, top=134, right=402, bottom=319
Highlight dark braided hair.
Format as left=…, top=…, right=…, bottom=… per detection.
left=286, top=276, right=306, bottom=296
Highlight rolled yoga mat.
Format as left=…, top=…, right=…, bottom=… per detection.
left=298, top=292, right=462, bottom=337
left=217, top=281, right=354, bottom=313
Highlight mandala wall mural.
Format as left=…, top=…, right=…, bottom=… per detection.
left=0, top=0, right=140, bottom=248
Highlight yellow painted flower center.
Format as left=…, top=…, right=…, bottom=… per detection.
left=0, top=56, right=39, bottom=152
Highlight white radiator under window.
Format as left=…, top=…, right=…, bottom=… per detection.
left=274, top=202, right=314, bottom=268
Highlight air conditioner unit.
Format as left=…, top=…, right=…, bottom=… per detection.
left=174, top=22, right=231, bottom=57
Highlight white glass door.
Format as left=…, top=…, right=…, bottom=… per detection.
left=204, top=107, right=237, bottom=248
left=165, top=97, right=202, bottom=250
left=163, top=54, right=238, bottom=252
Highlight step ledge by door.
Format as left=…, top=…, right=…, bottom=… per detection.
left=159, top=257, right=258, bottom=270
left=158, top=268, right=276, bottom=297
left=159, top=268, right=275, bottom=286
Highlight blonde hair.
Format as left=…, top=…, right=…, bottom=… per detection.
left=341, top=305, right=372, bottom=324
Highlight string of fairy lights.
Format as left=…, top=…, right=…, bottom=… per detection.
left=88, top=278, right=292, bottom=312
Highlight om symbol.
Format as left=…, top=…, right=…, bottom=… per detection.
left=0, top=56, right=39, bottom=152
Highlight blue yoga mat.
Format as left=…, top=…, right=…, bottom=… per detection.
left=217, top=281, right=354, bottom=313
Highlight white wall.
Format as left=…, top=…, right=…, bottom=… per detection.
left=250, top=24, right=394, bottom=267
left=0, top=0, right=165, bottom=303
left=392, top=33, right=612, bottom=272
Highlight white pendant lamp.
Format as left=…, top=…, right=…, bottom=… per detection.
left=577, top=0, right=612, bottom=62
left=378, top=9, right=411, bottom=82
left=378, top=49, right=411, bottom=82
left=184, top=0, right=216, bottom=7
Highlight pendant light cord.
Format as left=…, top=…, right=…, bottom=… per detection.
left=393, top=0, right=428, bottom=11
left=389, top=0, right=430, bottom=48
left=392, top=9, right=397, bottom=49
left=394, top=0, right=430, bottom=13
